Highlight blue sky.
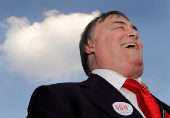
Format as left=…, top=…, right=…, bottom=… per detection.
left=0, top=0, right=170, bottom=118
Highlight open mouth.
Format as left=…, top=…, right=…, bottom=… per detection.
left=122, top=43, right=137, bottom=49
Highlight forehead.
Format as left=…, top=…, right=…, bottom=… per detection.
left=96, top=14, right=132, bottom=28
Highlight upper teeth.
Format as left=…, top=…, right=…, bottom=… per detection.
left=122, top=43, right=137, bottom=49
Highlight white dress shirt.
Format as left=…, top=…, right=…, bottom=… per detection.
left=92, top=69, right=146, bottom=118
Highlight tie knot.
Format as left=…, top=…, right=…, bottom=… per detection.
left=123, top=79, right=143, bottom=93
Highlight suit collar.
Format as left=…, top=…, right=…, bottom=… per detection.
left=80, top=74, right=143, bottom=118
left=80, top=74, right=100, bottom=87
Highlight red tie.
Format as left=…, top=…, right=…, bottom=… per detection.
left=123, top=79, right=161, bottom=118
left=165, top=110, right=170, bottom=118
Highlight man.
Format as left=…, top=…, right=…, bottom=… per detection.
left=27, top=11, right=170, bottom=118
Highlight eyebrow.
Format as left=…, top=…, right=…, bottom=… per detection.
left=132, top=25, right=138, bottom=31
left=112, top=21, right=138, bottom=31
left=112, top=21, right=125, bottom=25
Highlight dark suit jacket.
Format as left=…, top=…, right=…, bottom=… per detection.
left=27, top=74, right=170, bottom=118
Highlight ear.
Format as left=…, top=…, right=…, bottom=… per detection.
left=84, top=40, right=95, bottom=54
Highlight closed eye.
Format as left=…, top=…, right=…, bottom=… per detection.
left=113, top=27, right=124, bottom=30
left=116, top=27, right=122, bottom=28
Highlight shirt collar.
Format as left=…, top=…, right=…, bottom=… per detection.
left=92, top=69, right=142, bottom=90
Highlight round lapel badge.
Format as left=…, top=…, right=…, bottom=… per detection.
left=112, top=102, right=133, bottom=116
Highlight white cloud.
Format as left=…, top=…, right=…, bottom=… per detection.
left=0, top=22, right=7, bottom=28
left=43, top=9, right=60, bottom=17
left=0, top=10, right=100, bottom=83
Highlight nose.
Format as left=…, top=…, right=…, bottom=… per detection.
left=128, top=29, right=139, bottom=39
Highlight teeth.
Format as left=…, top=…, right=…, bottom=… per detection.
left=122, top=43, right=137, bottom=49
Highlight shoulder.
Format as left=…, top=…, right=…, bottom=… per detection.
left=48, top=82, right=81, bottom=91
left=30, top=82, right=82, bottom=103
left=46, top=82, right=82, bottom=95
left=27, top=82, right=83, bottom=117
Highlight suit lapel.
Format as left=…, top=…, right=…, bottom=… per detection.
left=154, top=95, right=170, bottom=118
left=80, top=74, right=143, bottom=118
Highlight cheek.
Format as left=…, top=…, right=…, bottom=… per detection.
left=138, top=39, right=143, bottom=53
left=107, top=32, right=125, bottom=43
left=105, top=33, right=123, bottom=54
left=138, top=39, right=143, bottom=47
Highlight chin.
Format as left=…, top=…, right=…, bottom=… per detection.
left=129, top=65, right=144, bottom=79
left=123, top=60, right=144, bottom=79
left=129, top=57, right=143, bottom=66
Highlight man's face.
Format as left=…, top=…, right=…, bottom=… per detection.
left=92, top=15, right=143, bottom=78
